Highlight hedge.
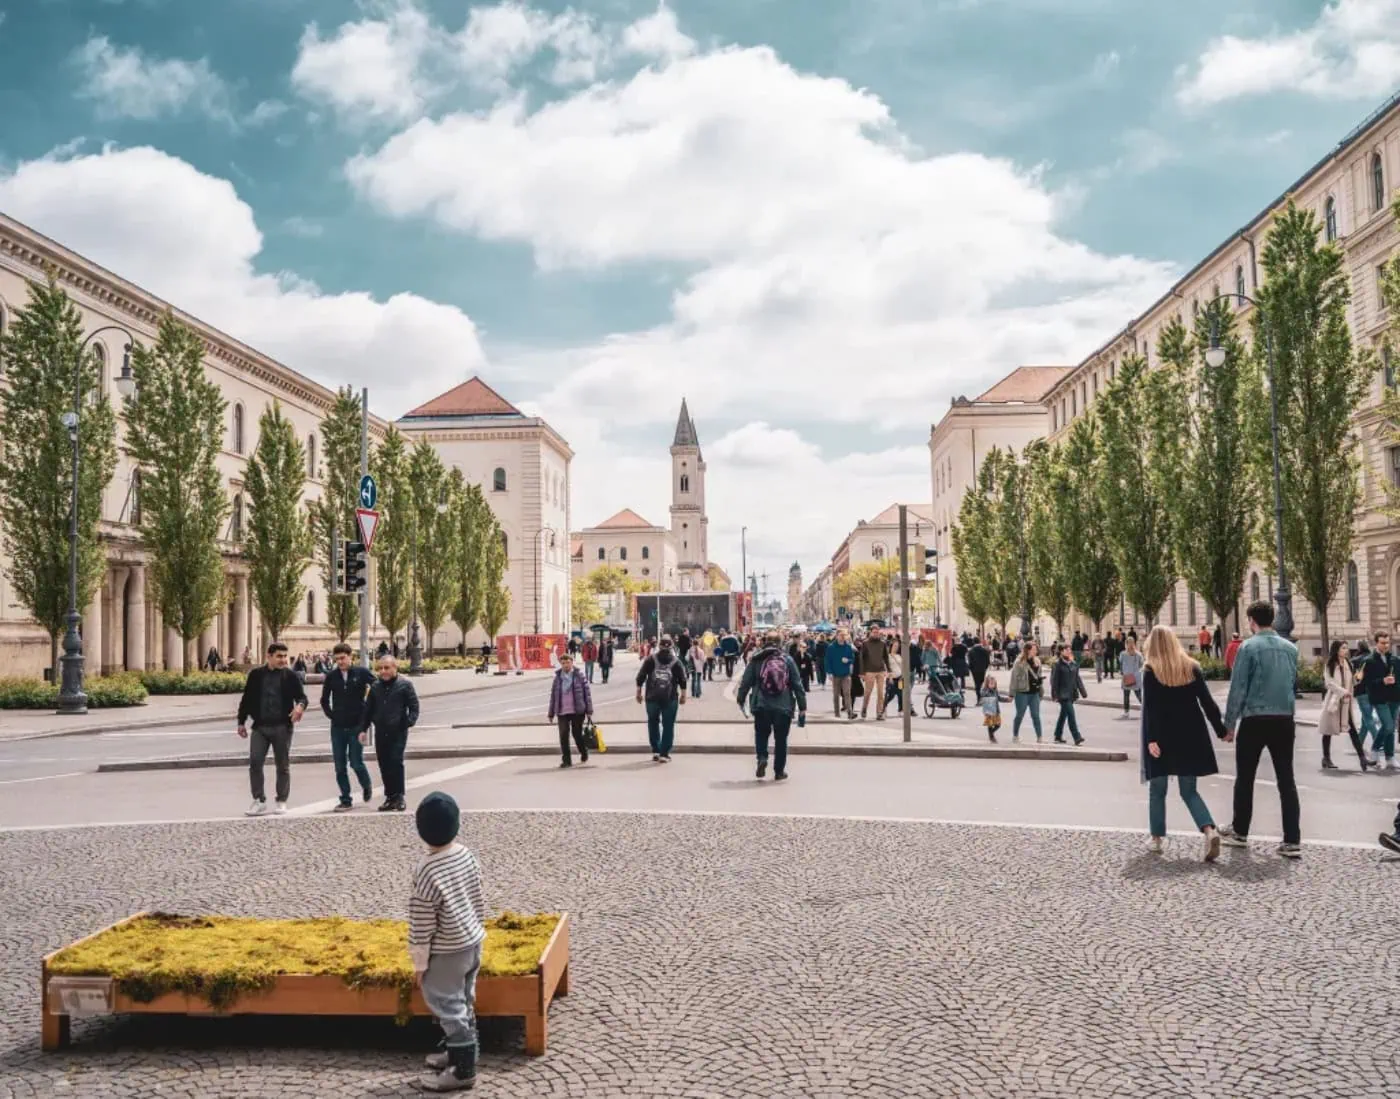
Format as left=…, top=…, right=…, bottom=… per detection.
left=421, top=656, right=483, bottom=672
left=0, top=673, right=148, bottom=709
left=141, top=671, right=246, bottom=695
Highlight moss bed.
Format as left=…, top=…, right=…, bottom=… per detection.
left=48, top=912, right=559, bottom=1020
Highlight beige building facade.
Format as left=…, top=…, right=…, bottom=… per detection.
left=933, top=91, right=1400, bottom=654
left=572, top=508, right=680, bottom=591
left=0, top=214, right=572, bottom=676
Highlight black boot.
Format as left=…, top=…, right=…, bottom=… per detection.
left=451, top=1042, right=477, bottom=1086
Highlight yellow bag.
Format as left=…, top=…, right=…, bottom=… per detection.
left=584, top=718, right=607, bottom=753
left=594, top=725, right=607, bottom=753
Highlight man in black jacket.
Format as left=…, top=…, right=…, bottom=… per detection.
left=636, top=635, right=687, bottom=762
left=237, top=641, right=308, bottom=815
left=1050, top=643, right=1087, bottom=746
left=968, top=638, right=991, bottom=696
left=321, top=642, right=375, bottom=811
left=359, top=655, right=420, bottom=811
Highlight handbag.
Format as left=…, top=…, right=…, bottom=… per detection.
left=582, top=717, right=607, bottom=753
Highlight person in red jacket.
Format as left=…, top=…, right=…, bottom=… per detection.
left=1224, top=633, right=1242, bottom=678
left=581, top=636, right=599, bottom=683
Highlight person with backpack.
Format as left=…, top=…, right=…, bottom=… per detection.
left=737, top=631, right=807, bottom=781
left=635, top=635, right=687, bottom=763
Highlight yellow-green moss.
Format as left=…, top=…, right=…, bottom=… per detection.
left=49, top=912, right=560, bottom=1019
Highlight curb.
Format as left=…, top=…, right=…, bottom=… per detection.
left=1076, top=697, right=1320, bottom=727
left=96, top=742, right=1128, bottom=773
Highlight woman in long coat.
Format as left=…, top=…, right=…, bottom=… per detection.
left=1140, top=625, right=1226, bottom=861
left=1320, top=639, right=1370, bottom=771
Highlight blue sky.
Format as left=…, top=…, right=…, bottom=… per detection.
left=1, top=0, right=1396, bottom=597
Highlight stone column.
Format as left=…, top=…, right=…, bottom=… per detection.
left=165, top=626, right=183, bottom=673
left=149, top=605, right=163, bottom=671
left=232, top=574, right=248, bottom=666
left=199, top=623, right=216, bottom=668
left=126, top=565, right=146, bottom=673
left=107, top=567, right=129, bottom=675
left=83, top=574, right=104, bottom=679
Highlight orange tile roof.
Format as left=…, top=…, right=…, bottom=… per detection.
left=974, top=366, right=1073, bottom=404
left=570, top=537, right=583, bottom=558
left=402, top=376, right=522, bottom=419
left=594, top=508, right=656, bottom=530
left=869, top=502, right=934, bottom=526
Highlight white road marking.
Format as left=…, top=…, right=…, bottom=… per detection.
left=0, top=771, right=85, bottom=786
left=285, top=756, right=515, bottom=817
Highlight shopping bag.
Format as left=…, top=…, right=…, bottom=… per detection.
left=583, top=718, right=607, bottom=753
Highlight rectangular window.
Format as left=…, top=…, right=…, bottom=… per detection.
left=1051, top=407, right=1057, bottom=432
left=1390, top=447, right=1400, bottom=487
left=1092, top=374, right=1098, bottom=397
left=1071, top=391, right=1078, bottom=417
left=1385, top=346, right=1395, bottom=389
left=1380, top=265, right=1390, bottom=311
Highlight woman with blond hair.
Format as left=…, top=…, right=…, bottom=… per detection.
left=1140, top=625, right=1227, bottom=860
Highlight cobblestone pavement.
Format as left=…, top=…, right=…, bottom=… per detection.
left=3, top=812, right=1398, bottom=1098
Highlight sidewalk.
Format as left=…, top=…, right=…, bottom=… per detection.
left=0, top=664, right=563, bottom=742
left=1075, top=666, right=1324, bottom=725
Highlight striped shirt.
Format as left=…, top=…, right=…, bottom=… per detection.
left=407, top=844, right=487, bottom=971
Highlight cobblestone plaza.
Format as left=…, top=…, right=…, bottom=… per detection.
left=3, top=810, right=1398, bottom=1098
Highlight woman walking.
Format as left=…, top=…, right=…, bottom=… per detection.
left=1008, top=641, right=1044, bottom=743
left=885, top=636, right=905, bottom=716
left=1118, top=635, right=1145, bottom=718
left=548, top=651, right=594, bottom=768
left=1321, top=640, right=1371, bottom=771
left=1140, top=626, right=1225, bottom=860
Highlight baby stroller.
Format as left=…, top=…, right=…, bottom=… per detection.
left=923, top=665, right=964, bottom=719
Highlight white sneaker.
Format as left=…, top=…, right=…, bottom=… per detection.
left=272, top=801, right=288, bottom=815
left=1148, top=836, right=1163, bottom=854
left=1203, top=828, right=1221, bottom=863
left=245, top=800, right=267, bottom=817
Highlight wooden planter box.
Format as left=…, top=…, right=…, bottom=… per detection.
left=42, top=911, right=569, bottom=1056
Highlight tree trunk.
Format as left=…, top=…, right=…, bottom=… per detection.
left=1318, top=612, right=1330, bottom=667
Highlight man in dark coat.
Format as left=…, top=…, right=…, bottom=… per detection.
left=968, top=638, right=991, bottom=695
left=359, top=655, right=420, bottom=812
left=237, top=641, right=308, bottom=815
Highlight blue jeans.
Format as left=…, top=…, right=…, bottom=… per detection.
left=1372, top=701, right=1398, bottom=759
left=1054, top=700, right=1081, bottom=742
left=691, top=668, right=703, bottom=697
left=1149, top=775, right=1215, bottom=837
left=754, top=710, right=791, bottom=775
left=646, top=698, right=678, bottom=756
left=584, top=660, right=596, bottom=683
left=1013, top=692, right=1042, bottom=739
left=331, top=725, right=372, bottom=800
left=1358, top=695, right=1378, bottom=742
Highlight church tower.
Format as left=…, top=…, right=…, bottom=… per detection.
left=670, top=399, right=708, bottom=587
left=788, top=562, right=803, bottom=620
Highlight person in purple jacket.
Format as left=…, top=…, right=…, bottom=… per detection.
left=548, top=651, right=594, bottom=768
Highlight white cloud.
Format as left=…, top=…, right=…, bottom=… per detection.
left=281, top=215, right=324, bottom=238
left=621, top=5, right=695, bottom=63
left=1177, top=0, right=1400, bottom=106
left=291, top=3, right=441, bottom=122
left=73, top=36, right=231, bottom=121
left=0, top=146, right=486, bottom=414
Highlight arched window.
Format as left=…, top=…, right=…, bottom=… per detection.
left=1373, top=152, right=1386, bottom=212
left=597, top=547, right=605, bottom=561
left=619, top=546, right=627, bottom=561
left=1250, top=573, right=1260, bottom=603
left=1347, top=560, right=1361, bottom=622
left=1235, top=264, right=1246, bottom=305
left=231, top=494, right=243, bottom=541
left=872, top=546, right=884, bottom=561
left=642, top=546, right=650, bottom=559
left=1385, top=346, right=1396, bottom=389
left=1187, top=590, right=1196, bottom=624
left=680, top=474, right=690, bottom=493
left=642, top=567, right=650, bottom=577
left=1325, top=196, right=1338, bottom=242
left=307, top=590, right=316, bottom=625
left=1071, top=391, right=1077, bottom=417
left=307, top=434, right=317, bottom=479
left=492, top=467, right=506, bottom=492
left=232, top=404, right=245, bottom=455
left=131, top=469, right=142, bottom=526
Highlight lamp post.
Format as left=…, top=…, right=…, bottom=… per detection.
left=1206, top=295, right=1292, bottom=640
left=57, top=328, right=136, bottom=715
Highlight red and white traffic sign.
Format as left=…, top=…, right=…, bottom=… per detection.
left=355, top=508, right=380, bottom=552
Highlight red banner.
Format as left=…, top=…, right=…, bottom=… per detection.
left=733, top=591, right=752, bottom=631
left=918, top=628, right=952, bottom=656
left=496, top=634, right=567, bottom=672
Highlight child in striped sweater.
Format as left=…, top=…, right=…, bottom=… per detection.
left=411, top=791, right=487, bottom=1092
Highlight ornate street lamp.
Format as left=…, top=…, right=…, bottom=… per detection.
left=1206, top=295, right=1293, bottom=640
left=57, top=328, right=136, bottom=714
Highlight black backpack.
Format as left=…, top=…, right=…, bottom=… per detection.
left=645, top=658, right=675, bottom=703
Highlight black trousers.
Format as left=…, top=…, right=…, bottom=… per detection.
left=971, top=667, right=985, bottom=696
left=558, top=714, right=586, bottom=762
left=376, top=728, right=408, bottom=800
left=599, top=663, right=611, bottom=683
left=1232, top=715, right=1300, bottom=845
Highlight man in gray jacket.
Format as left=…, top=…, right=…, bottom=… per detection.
left=359, top=655, right=420, bottom=812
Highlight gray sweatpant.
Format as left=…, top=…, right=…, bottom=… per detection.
left=421, top=944, right=482, bottom=1048
left=249, top=723, right=293, bottom=802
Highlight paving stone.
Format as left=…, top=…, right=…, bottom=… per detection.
left=0, top=812, right=1397, bottom=1097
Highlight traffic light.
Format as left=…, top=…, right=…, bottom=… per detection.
left=343, top=541, right=368, bottom=593
left=924, top=545, right=938, bottom=579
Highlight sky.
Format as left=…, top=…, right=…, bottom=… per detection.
left=1, top=0, right=1398, bottom=604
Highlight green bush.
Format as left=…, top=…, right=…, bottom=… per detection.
left=0, top=674, right=147, bottom=709
left=421, top=656, right=482, bottom=672
left=1296, top=660, right=1324, bottom=694
left=1197, top=655, right=1229, bottom=681
left=141, top=670, right=246, bottom=695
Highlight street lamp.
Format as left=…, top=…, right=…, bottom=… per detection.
left=1206, top=295, right=1293, bottom=640
left=408, top=489, right=449, bottom=675
left=57, top=327, right=135, bottom=715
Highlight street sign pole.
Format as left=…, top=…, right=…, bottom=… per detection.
left=358, top=387, right=370, bottom=669
left=899, top=504, right=912, bottom=744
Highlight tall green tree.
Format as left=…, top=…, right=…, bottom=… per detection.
left=997, top=447, right=1038, bottom=636
left=1155, top=306, right=1263, bottom=633
left=310, top=388, right=364, bottom=642
left=481, top=519, right=511, bottom=641
left=0, top=275, right=118, bottom=671
left=1253, top=200, right=1372, bottom=651
left=1026, top=440, right=1071, bottom=639
left=483, top=584, right=512, bottom=644
left=409, top=439, right=455, bottom=657
left=123, top=312, right=228, bottom=672
left=448, top=471, right=490, bottom=647
left=371, top=426, right=411, bottom=646
left=951, top=447, right=1015, bottom=634
left=1096, top=354, right=1176, bottom=626
left=1056, top=417, right=1119, bottom=633
left=243, top=402, right=314, bottom=642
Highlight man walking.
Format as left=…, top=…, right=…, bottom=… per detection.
left=320, top=642, right=375, bottom=811
left=813, top=634, right=829, bottom=689
left=360, top=655, right=420, bottom=812
left=858, top=627, right=891, bottom=720
left=825, top=627, right=857, bottom=719
left=738, top=631, right=807, bottom=781
left=1359, top=631, right=1400, bottom=768
left=1220, top=602, right=1302, bottom=859
left=581, top=635, right=599, bottom=684
left=720, top=630, right=741, bottom=678
left=598, top=635, right=614, bottom=684
left=636, top=635, right=687, bottom=762
left=1050, top=643, right=1087, bottom=746
left=968, top=636, right=990, bottom=696
left=237, top=641, right=308, bottom=816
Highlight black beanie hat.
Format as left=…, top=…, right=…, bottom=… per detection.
left=416, top=791, right=460, bottom=847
